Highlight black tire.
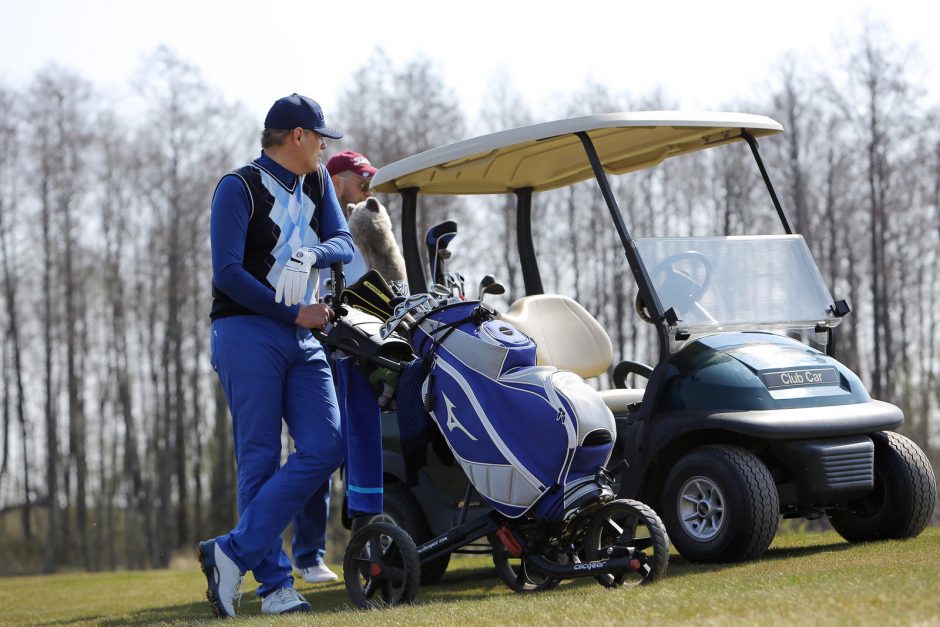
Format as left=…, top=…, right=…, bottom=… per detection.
left=343, top=522, right=420, bottom=609
left=662, top=444, right=779, bottom=563
left=583, top=498, right=670, bottom=586
left=352, top=482, right=451, bottom=585
left=829, top=431, right=937, bottom=542
left=491, top=533, right=560, bottom=593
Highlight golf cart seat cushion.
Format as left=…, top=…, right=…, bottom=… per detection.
left=598, top=388, right=645, bottom=412
left=498, top=294, right=613, bottom=378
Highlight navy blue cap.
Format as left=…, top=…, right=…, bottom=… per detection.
left=264, top=93, right=343, bottom=139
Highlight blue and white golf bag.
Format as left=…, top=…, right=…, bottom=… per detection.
left=412, top=301, right=616, bottom=523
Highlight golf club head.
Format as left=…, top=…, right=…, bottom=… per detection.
left=478, top=274, right=506, bottom=301
left=426, top=221, right=458, bottom=287
left=455, top=272, right=466, bottom=299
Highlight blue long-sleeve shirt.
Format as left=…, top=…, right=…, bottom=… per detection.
left=210, top=153, right=354, bottom=322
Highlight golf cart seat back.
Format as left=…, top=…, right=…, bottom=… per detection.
left=498, top=295, right=644, bottom=412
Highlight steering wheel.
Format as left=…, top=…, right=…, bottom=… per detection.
left=635, top=251, right=712, bottom=324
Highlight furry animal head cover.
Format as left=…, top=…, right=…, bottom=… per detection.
left=347, top=197, right=407, bottom=282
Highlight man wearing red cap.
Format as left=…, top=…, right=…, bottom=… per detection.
left=328, top=151, right=378, bottom=280
left=329, top=151, right=378, bottom=208
left=290, top=150, right=377, bottom=586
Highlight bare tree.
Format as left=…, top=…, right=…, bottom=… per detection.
left=1, top=334, right=7, bottom=481
left=0, top=86, right=32, bottom=541
left=208, top=383, right=236, bottom=536
left=772, top=55, right=814, bottom=238
left=837, top=23, right=921, bottom=402
left=26, top=65, right=96, bottom=571
left=134, top=47, right=200, bottom=557
left=52, top=72, right=94, bottom=570
left=96, top=107, right=160, bottom=568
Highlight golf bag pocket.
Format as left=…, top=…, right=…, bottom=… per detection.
left=498, top=367, right=616, bottom=483
left=477, top=319, right=537, bottom=371
left=549, top=370, right=616, bottom=448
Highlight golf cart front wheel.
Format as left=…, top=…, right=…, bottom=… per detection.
left=583, top=498, right=670, bottom=587
left=662, top=445, right=779, bottom=562
left=343, top=522, right=421, bottom=609
left=829, top=431, right=937, bottom=542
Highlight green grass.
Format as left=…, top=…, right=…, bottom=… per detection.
left=1, top=529, right=938, bottom=626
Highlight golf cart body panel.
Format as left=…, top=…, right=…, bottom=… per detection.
left=645, top=401, right=902, bottom=443
left=661, top=332, right=870, bottom=412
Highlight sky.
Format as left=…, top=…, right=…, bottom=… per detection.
left=1, top=0, right=938, bottom=131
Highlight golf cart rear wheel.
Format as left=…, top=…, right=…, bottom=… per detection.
left=343, top=522, right=420, bottom=609
left=583, top=498, right=670, bottom=587
left=491, top=534, right=560, bottom=593
left=662, top=445, right=779, bottom=562
left=351, top=482, right=451, bottom=584
left=829, top=431, right=937, bottom=542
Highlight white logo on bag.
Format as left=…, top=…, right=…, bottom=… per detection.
left=444, top=394, right=477, bottom=441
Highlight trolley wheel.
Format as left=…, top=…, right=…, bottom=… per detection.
left=584, top=498, right=670, bottom=587
left=351, top=482, right=451, bottom=584
left=343, top=522, right=421, bottom=609
left=491, top=533, right=560, bottom=593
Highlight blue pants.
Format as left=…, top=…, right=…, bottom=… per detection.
left=291, top=476, right=330, bottom=570
left=210, top=315, right=343, bottom=597
left=290, top=352, right=384, bottom=568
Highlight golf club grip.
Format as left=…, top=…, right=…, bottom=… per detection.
left=331, top=262, right=345, bottom=298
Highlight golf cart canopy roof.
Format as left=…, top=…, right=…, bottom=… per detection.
left=372, top=111, right=783, bottom=195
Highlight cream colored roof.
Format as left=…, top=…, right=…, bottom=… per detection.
left=371, top=111, right=783, bottom=194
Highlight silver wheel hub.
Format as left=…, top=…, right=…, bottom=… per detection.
left=677, top=476, right=725, bottom=540
left=366, top=513, right=397, bottom=550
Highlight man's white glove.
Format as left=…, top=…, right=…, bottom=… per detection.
left=275, top=247, right=317, bottom=306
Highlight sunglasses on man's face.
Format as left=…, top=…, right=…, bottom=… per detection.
left=344, top=175, right=371, bottom=192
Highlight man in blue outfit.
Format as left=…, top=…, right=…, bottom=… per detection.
left=198, top=93, right=354, bottom=618
left=290, top=150, right=379, bottom=586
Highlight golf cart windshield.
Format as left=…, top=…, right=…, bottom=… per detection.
left=635, top=235, right=839, bottom=332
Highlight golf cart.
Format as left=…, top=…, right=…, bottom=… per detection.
left=344, top=112, right=935, bottom=569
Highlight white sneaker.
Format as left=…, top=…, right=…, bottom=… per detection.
left=197, top=539, right=244, bottom=618
left=300, top=563, right=339, bottom=584
left=261, top=587, right=312, bottom=614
